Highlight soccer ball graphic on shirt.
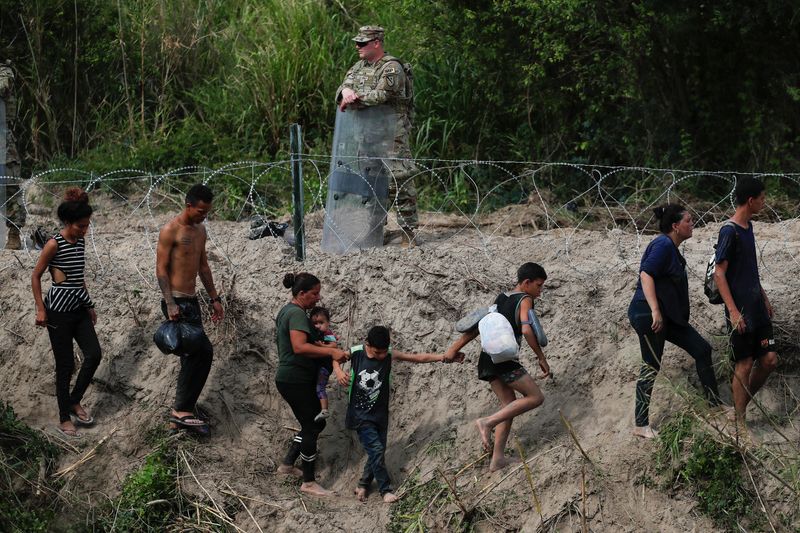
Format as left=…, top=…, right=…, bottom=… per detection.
left=358, top=369, right=382, bottom=395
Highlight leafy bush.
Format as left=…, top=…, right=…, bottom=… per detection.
left=100, top=443, right=178, bottom=531
left=656, top=412, right=761, bottom=530
left=3, top=0, right=800, bottom=209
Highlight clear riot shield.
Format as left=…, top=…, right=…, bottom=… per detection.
left=0, top=97, right=6, bottom=247
left=321, top=105, right=396, bottom=254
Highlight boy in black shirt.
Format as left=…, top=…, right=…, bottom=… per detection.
left=346, top=326, right=464, bottom=503
left=713, top=177, right=778, bottom=443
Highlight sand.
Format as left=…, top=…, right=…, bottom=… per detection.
left=0, top=188, right=798, bottom=531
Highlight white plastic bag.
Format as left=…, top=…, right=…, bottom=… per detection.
left=478, top=305, right=519, bottom=364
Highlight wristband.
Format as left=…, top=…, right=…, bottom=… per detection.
left=208, top=296, right=222, bottom=306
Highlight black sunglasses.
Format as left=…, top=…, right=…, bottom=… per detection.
left=355, top=40, right=373, bottom=48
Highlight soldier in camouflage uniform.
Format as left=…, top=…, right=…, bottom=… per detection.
left=336, top=26, right=419, bottom=247
left=0, top=59, right=24, bottom=249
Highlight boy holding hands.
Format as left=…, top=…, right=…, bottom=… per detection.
left=346, top=326, right=463, bottom=502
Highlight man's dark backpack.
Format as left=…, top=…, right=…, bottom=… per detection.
left=704, top=221, right=738, bottom=304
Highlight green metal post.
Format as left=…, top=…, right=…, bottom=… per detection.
left=290, top=123, right=306, bottom=261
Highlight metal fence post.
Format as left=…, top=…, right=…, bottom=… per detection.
left=290, top=123, right=306, bottom=261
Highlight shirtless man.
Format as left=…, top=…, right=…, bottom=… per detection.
left=156, top=184, right=223, bottom=434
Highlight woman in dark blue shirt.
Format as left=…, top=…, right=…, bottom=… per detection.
left=629, top=204, right=720, bottom=438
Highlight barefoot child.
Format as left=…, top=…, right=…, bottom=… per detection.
left=444, top=262, right=552, bottom=472
left=347, top=326, right=464, bottom=503
left=310, top=306, right=347, bottom=421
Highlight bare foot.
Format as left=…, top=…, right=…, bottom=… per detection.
left=489, top=456, right=519, bottom=472
left=382, top=492, right=399, bottom=503
left=475, top=418, right=491, bottom=452
left=632, top=425, right=659, bottom=439
left=734, top=422, right=756, bottom=449
left=277, top=464, right=303, bottom=477
left=300, top=481, right=334, bottom=497
left=354, top=487, right=368, bottom=502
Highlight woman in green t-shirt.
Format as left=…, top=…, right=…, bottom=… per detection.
left=275, top=272, right=348, bottom=497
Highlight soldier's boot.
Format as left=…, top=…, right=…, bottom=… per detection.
left=5, top=227, right=21, bottom=250
left=399, top=227, right=420, bottom=248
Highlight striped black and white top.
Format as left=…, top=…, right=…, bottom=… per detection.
left=44, top=234, right=93, bottom=312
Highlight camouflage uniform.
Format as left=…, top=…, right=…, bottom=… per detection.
left=0, top=60, right=24, bottom=243
left=336, top=26, right=418, bottom=233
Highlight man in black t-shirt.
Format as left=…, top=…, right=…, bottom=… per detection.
left=345, top=326, right=463, bottom=503
left=713, top=177, right=778, bottom=443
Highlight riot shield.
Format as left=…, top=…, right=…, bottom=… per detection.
left=0, top=97, right=6, bottom=247
left=321, top=105, right=396, bottom=254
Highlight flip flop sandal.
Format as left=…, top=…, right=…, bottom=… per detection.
left=71, top=412, right=95, bottom=426
left=169, top=415, right=210, bottom=435
left=56, top=426, right=82, bottom=439
left=455, top=307, right=490, bottom=333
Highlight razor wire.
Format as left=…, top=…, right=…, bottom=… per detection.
left=0, top=157, right=799, bottom=294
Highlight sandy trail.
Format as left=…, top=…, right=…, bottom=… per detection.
left=1, top=194, right=798, bottom=531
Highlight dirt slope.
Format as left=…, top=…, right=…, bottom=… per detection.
left=1, top=195, right=798, bottom=531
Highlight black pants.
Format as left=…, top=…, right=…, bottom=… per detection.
left=629, top=300, right=720, bottom=427
left=276, top=380, right=327, bottom=483
left=46, top=309, right=102, bottom=423
left=161, top=298, right=213, bottom=412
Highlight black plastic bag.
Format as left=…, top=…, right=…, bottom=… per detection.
left=154, top=320, right=181, bottom=354
left=177, top=321, right=205, bottom=356
left=247, top=215, right=288, bottom=240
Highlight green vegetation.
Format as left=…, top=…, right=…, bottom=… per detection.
left=0, top=406, right=230, bottom=533
left=99, top=443, right=178, bottom=531
left=2, top=0, right=800, bottom=208
left=389, top=476, right=447, bottom=533
left=655, top=412, right=761, bottom=531
left=0, top=401, right=60, bottom=532
left=93, top=435, right=230, bottom=532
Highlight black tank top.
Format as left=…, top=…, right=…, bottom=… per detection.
left=494, top=291, right=529, bottom=344
left=44, top=234, right=92, bottom=312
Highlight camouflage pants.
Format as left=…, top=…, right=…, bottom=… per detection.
left=3, top=161, right=25, bottom=228
left=387, top=163, right=418, bottom=231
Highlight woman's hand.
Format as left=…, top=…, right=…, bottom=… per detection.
left=650, top=309, right=664, bottom=333
left=35, top=309, right=47, bottom=327
left=330, top=348, right=350, bottom=363
left=88, top=308, right=97, bottom=326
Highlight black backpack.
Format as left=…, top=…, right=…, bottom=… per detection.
left=704, top=221, right=738, bottom=304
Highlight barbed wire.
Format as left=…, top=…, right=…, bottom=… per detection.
left=1, top=158, right=798, bottom=292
